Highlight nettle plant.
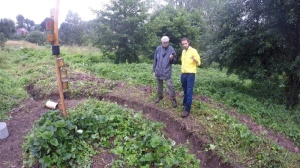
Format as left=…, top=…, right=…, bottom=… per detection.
left=22, top=99, right=200, bottom=168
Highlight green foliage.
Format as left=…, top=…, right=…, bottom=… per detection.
left=166, top=0, right=202, bottom=10
left=23, top=18, right=35, bottom=32
left=66, top=54, right=300, bottom=148
left=0, top=18, right=16, bottom=38
left=102, top=51, right=116, bottom=61
left=207, top=0, right=300, bottom=108
left=65, top=46, right=300, bottom=148
left=40, top=17, right=52, bottom=31
left=0, top=70, right=27, bottom=120
left=22, top=110, right=95, bottom=167
left=166, top=0, right=231, bottom=19
left=15, top=14, right=35, bottom=32
left=22, top=100, right=200, bottom=167
left=191, top=101, right=300, bottom=168
left=80, top=20, right=99, bottom=46
left=16, top=14, right=25, bottom=28
left=85, top=62, right=157, bottom=86
left=0, top=32, right=7, bottom=50
left=147, top=6, right=205, bottom=60
left=94, top=0, right=149, bottom=63
left=62, top=51, right=113, bottom=66
left=195, top=68, right=300, bottom=147
left=59, top=11, right=85, bottom=45
left=3, top=44, right=300, bottom=167
left=0, top=46, right=53, bottom=120
left=25, top=31, right=46, bottom=45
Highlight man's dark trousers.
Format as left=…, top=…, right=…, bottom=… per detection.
left=181, top=73, right=195, bottom=112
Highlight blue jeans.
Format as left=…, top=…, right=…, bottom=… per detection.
left=181, top=73, right=195, bottom=112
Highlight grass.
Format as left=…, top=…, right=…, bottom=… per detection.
left=188, top=100, right=299, bottom=167
left=5, top=40, right=44, bottom=50
left=62, top=46, right=300, bottom=167
left=0, top=41, right=48, bottom=120
left=64, top=60, right=300, bottom=147
left=2, top=41, right=300, bottom=167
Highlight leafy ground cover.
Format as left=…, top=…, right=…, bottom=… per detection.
left=0, top=41, right=300, bottom=167
left=102, top=79, right=300, bottom=168
left=22, top=100, right=200, bottom=167
left=65, top=55, right=300, bottom=148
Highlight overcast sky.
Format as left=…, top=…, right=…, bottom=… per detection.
left=0, top=0, right=106, bottom=25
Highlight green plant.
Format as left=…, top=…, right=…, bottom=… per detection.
left=22, top=99, right=200, bottom=167
left=22, top=110, right=95, bottom=167
left=0, top=47, right=53, bottom=119
left=64, top=53, right=300, bottom=148
left=25, top=31, right=46, bottom=45
left=0, top=32, right=7, bottom=50
left=3, top=43, right=300, bottom=168
left=189, top=101, right=300, bottom=168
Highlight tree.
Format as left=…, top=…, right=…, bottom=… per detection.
left=25, top=31, right=46, bottom=45
left=166, top=0, right=202, bottom=11
left=208, top=0, right=300, bottom=108
left=0, top=18, right=16, bottom=38
left=81, top=20, right=98, bottom=46
left=16, top=14, right=35, bottom=32
left=147, top=6, right=205, bottom=62
left=24, top=18, right=35, bottom=32
left=40, top=17, right=52, bottom=32
left=59, top=11, right=84, bottom=45
left=94, top=0, right=149, bottom=63
left=164, top=0, right=230, bottom=66
left=16, top=14, right=25, bottom=28
left=146, top=0, right=167, bottom=12
left=33, top=24, right=42, bottom=31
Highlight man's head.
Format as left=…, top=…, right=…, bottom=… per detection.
left=161, top=36, right=169, bottom=48
left=181, top=37, right=190, bottom=50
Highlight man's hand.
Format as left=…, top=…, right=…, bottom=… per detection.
left=153, top=72, right=156, bottom=78
left=169, top=54, right=174, bottom=60
left=191, top=56, right=198, bottom=64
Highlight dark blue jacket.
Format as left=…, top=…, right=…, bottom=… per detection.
left=153, top=45, right=177, bottom=80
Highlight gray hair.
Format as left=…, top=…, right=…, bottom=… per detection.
left=161, top=36, right=169, bottom=42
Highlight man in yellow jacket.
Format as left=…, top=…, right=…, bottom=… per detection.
left=180, top=37, right=201, bottom=118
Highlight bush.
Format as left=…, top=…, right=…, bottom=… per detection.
left=0, top=32, right=7, bottom=50
left=25, top=31, right=46, bottom=45
left=103, top=51, right=116, bottom=61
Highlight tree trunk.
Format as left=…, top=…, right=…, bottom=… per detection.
left=286, top=74, right=300, bottom=109
left=286, top=11, right=300, bottom=109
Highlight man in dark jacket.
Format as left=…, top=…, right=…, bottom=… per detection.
left=153, top=36, right=177, bottom=108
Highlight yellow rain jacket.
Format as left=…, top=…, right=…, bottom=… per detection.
left=181, top=46, right=201, bottom=73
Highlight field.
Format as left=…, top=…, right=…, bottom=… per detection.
left=0, top=41, right=299, bottom=168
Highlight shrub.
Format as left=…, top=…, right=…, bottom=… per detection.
left=25, top=31, right=46, bottom=45
left=0, top=32, right=7, bottom=50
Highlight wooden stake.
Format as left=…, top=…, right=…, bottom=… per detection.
left=53, top=0, right=67, bottom=117
left=53, top=0, right=60, bottom=46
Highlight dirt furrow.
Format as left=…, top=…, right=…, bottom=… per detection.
left=103, top=94, right=233, bottom=168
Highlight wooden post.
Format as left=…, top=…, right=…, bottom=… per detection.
left=53, top=0, right=67, bottom=117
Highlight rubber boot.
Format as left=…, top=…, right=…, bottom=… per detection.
left=182, top=111, right=190, bottom=118
left=155, top=96, right=163, bottom=104
left=171, top=97, right=177, bottom=108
